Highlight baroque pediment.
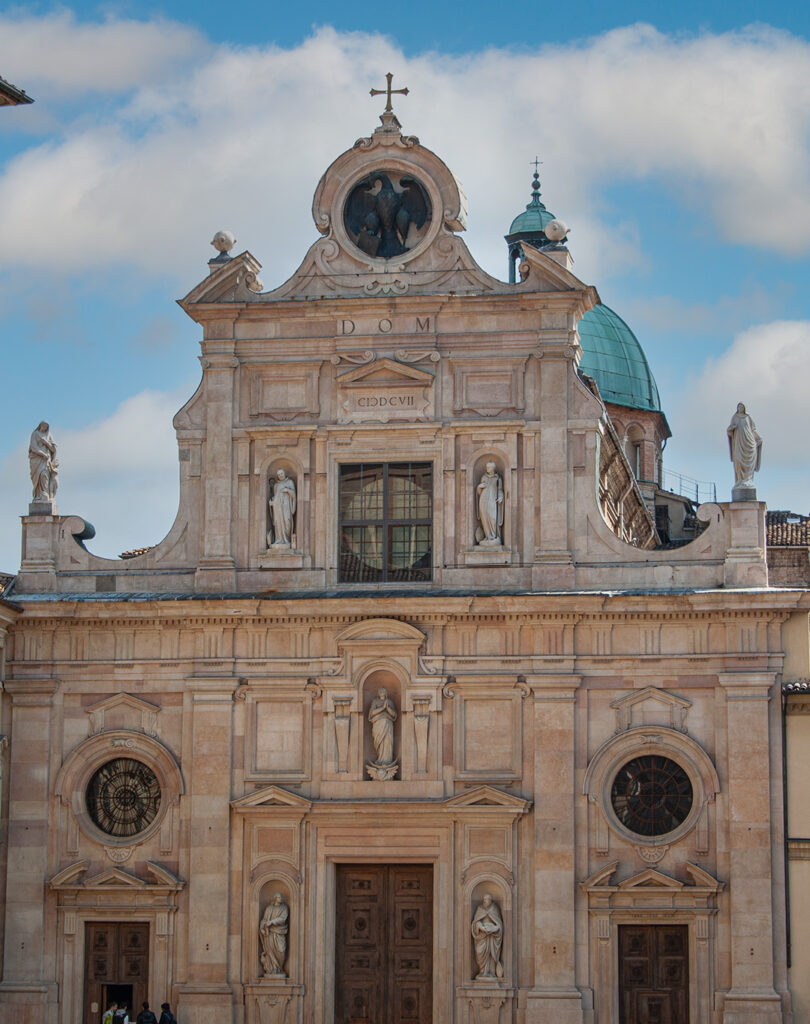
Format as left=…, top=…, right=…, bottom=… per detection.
left=337, top=358, right=434, bottom=386
left=86, top=692, right=161, bottom=736
left=49, top=861, right=184, bottom=891
left=444, top=785, right=532, bottom=815
left=231, top=784, right=313, bottom=814
left=610, top=687, right=692, bottom=733
left=179, top=250, right=264, bottom=307
left=336, top=618, right=426, bottom=644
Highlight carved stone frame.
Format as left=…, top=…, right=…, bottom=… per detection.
left=54, top=730, right=185, bottom=853
left=581, top=861, right=724, bottom=1024
left=582, top=726, right=720, bottom=856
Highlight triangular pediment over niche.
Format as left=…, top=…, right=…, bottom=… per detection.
left=618, top=868, right=683, bottom=891
left=444, top=785, right=532, bottom=814
left=610, top=686, right=692, bottom=732
left=337, top=358, right=434, bottom=387
left=231, top=784, right=313, bottom=814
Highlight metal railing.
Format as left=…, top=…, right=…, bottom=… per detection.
left=661, top=469, right=716, bottom=504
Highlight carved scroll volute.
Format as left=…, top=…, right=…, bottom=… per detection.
left=333, top=698, right=352, bottom=774
left=413, top=697, right=430, bottom=775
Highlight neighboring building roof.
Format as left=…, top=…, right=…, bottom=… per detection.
left=783, top=680, right=810, bottom=694
left=578, top=304, right=662, bottom=413
left=0, top=75, right=33, bottom=106
left=766, top=510, right=810, bottom=547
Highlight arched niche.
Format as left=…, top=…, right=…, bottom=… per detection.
left=263, top=455, right=302, bottom=550
left=361, top=666, right=404, bottom=771
left=469, top=451, right=509, bottom=548
left=250, top=862, right=300, bottom=984
left=465, top=873, right=511, bottom=985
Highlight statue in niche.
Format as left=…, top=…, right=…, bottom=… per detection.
left=727, top=402, right=762, bottom=497
left=471, top=894, right=504, bottom=981
left=366, top=687, right=399, bottom=781
left=29, top=421, right=59, bottom=504
left=475, top=461, right=504, bottom=546
left=268, top=469, right=296, bottom=548
left=259, top=892, right=289, bottom=977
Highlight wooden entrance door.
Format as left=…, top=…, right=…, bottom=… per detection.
left=84, top=922, right=149, bottom=1024
left=619, top=925, right=689, bottom=1024
left=335, top=864, right=433, bottom=1024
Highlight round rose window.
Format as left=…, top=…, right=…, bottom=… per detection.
left=610, top=755, right=693, bottom=837
left=86, top=757, right=161, bottom=838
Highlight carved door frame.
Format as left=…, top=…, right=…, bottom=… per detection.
left=49, top=862, right=183, bottom=1024
left=312, top=822, right=453, bottom=1024
left=582, top=862, right=723, bottom=1024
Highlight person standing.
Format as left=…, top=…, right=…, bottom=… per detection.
left=102, top=1001, right=118, bottom=1024
left=158, top=1002, right=176, bottom=1024
left=136, top=1002, right=158, bottom=1024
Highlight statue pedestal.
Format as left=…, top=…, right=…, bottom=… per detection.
left=366, top=759, right=399, bottom=781
left=258, top=549, right=306, bottom=570
left=731, top=484, right=757, bottom=501
left=467, top=546, right=511, bottom=566
left=28, top=499, right=57, bottom=516
left=457, top=984, right=515, bottom=1024
left=244, top=981, right=303, bottom=1024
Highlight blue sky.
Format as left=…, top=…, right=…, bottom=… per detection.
left=1, top=2, right=809, bottom=567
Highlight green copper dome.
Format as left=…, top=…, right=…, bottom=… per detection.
left=578, top=304, right=662, bottom=412
left=507, top=169, right=555, bottom=237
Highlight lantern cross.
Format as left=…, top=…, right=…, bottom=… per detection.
left=370, top=72, right=409, bottom=114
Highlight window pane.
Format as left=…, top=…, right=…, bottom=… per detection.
left=339, top=462, right=432, bottom=582
left=340, top=526, right=384, bottom=582
left=388, top=463, right=432, bottom=520
left=340, top=464, right=385, bottom=521
left=389, top=524, right=432, bottom=580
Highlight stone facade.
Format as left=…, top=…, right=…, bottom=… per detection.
left=1, top=107, right=807, bottom=1024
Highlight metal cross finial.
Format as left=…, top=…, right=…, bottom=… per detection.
left=531, top=157, right=542, bottom=173
left=370, top=72, right=409, bottom=113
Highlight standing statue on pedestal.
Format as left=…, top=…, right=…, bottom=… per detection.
left=259, top=893, right=289, bottom=977
left=475, top=462, right=503, bottom=546
left=268, top=469, right=296, bottom=548
left=727, top=403, right=762, bottom=499
left=471, top=894, right=504, bottom=981
left=366, top=687, right=399, bottom=781
left=29, top=421, right=59, bottom=504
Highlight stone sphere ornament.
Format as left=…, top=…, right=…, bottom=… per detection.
left=211, top=230, right=237, bottom=254
left=544, top=218, right=569, bottom=242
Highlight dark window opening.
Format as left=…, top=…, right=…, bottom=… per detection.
left=339, top=463, right=432, bottom=583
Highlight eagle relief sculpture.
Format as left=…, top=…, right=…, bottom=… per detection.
left=344, top=171, right=431, bottom=259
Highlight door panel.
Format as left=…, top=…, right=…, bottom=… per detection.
left=84, top=923, right=149, bottom=1024
left=619, top=925, right=688, bottom=1024
left=336, top=864, right=432, bottom=1024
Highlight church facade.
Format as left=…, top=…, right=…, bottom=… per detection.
left=0, top=93, right=807, bottom=1024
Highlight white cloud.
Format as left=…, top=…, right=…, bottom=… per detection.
left=0, top=11, right=209, bottom=96
left=0, top=389, right=185, bottom=569
left=0, top=22, right=808, bottom=288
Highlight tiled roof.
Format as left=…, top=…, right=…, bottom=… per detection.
left=766, top=510, right=810, bottom=547
left=119, top=546, right=153, bottom=560
left=0, top=75, right=33, bottom=106
left=783, top=680, right=810, bottom=694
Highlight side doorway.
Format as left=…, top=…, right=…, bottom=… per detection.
left=335, top=864, right=433, bottom=1024
left=84, top=922, right=149, bottom=1024
left=618, top=924, right=689, bottom=1024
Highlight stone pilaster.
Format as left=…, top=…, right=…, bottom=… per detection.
left=176, top=680, right=234, bottom=1022
left=720, top=673, right=783, bottom=1024
left=533, top=342, right=575, bottom=587
left=525, top=677, right=583, bottom=1024
left=0, top=679, right=58, bottom=1023
left=195, top=341, right=238, bottom=591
